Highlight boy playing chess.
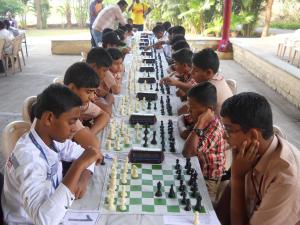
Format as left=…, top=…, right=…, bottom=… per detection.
left=182, top=82, right=227, bottom=202
left=107, top=48, right=125, bottom=91
left=2, top=84, right=102, bottom=224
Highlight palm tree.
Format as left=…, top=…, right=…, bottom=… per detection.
left=262, top=0, right=274, bottom=37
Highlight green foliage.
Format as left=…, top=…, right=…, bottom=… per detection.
left=40, top=0, right=50, bottom=29
left=271, top=21, right=300, bottom=30
left=73, top=0, right=89, bottom=28
left=0, top=0, right=24, bottom=17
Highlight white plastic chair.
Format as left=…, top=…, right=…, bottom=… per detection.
left=0, top=39, right=7, bottom=76
left=226, top=79, right=237, bottom=95
left=2, top=121, right=31, bottom=162
left=80, top=51, right=87, bottom=62
left=53, top=77, right=64, bottom=84
left=4, top=36, right=23, bottom=74
left=22, top=96, right=37, bottom=123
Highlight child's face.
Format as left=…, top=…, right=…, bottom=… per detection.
left=72, top=87, right=96, bottom=105
left=110, top=58, right=124, bottom=74
left=155, top=32, right=164, bottom=40
left=191, top=64, right=211, bottom=83
left=187, top=97, right=208, bottom=122
left=221, top=116, right=254, bottom=153
left=174, top=61, right=189, bottom=75
left=91, top=64, right=109, bottom=78
left=50, top=107, right=80, bottom=142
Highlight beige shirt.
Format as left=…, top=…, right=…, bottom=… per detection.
left=245, top=135, right=300, bottom=225
left=96, top=71, right=117, bottom=96
left=209, top=74, right=233, bottom=116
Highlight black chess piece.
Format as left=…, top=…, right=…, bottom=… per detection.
left=155, top=83, right=159, bottom=91
left=151, top=131, right=157, bottom=145
left=184, top=199, right=191, bottom=211
left=154, top=102, right=157, bottom=110
left=168, top=185, right=176, bottom=198
left=191, top=181, right=198, bottom=192
left=188, top=174, right=195, bottom=186
left=194, top=195, right=202, bottom=212
left=144, top=126, right=149, bottom=135
left=147, top=101, right=151, bottom=110
left=176, top=167, right=181, bottom=174
left=155, top=181, right=162, bottom=197
left=150, top=84, right=153, bottom=90
left=143, top=137, right=148, bottom=147
left=181, top=191, right=187, bottom=204
left=185, top=158, right=191, bottom=169
left=175, top=159, right=180, bottom=170
left=176, top=170, right=182, bottom=180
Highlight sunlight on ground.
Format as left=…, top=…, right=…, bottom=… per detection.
left=26, top=29, right=90, bottom=37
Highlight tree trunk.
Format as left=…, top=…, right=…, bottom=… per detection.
left=66, top=2, right=72, bottom=29
left=35, top=0, right=42, bottom=29
left=261, top=0, right=274, bottom=37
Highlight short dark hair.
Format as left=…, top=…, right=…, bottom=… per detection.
left=220, top=92, right=274, bottom=140
left=192, top=48, right=219, bottom=74
left=172, top=26, right=185, bottom=36
left=187, top=82, right=217, bottom=109
left=3, top=19, right=10, bottom=29
left=0, top=21, right=5, bottom=30
left=103, top=28, right=113, bottom=36
left=167, top=27, right=173, bottom=35
left=172, top=40, right=190, bottom=51
left=115, top=29, right=125, bottom=41
left=63, top=62, right=99, bottom=88
left=152, top=25, right=164, bottom=34
left=34, top=84, right=82, bottom=119
left=172, top=48, right=193, bottom=66
left=117, top=0, right=128, bottom=7
left=162, top=21, right=171, bottom=31
left=86, top=47, right=113, bottom=68
left=107, top=48, right=124, bottom=60
left=170, top=34, right=186, bottom=46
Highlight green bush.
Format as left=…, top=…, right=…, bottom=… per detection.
left=271, top=21, right=300, bottom=30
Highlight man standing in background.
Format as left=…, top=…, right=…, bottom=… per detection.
left=89, top=0, right=103, bottom=47
left=128, top=0, right=152, bottom=31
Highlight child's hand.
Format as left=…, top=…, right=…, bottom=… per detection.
left=232, top=140, right=259, bottom=180
left=195, top=108, right=214, bottom=129
left=74, top=170, right=91, bottom=199
left=160, top=77, right=177, bottom=86
left=144, top=46, right=151, bottom=51
left=77, top=146, right=103, bottom=170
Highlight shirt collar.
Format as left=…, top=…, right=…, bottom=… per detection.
left=211, top=73, right=224, bottom=81
left=254, top=135, right=278, bottom=173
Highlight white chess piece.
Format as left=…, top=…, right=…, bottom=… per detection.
left=131, top=165, right=139, bottom=178
left=115, top=138, right=121, bottom=151
left=106, top=139, right=112, bottom=150
left=121, top=185, right=127, bottom=198
left=108, top=196, right=116, bottom=211
left=119, top=195, right=127, bottom=211
left=124, top=135, right=130, bottom=145
left=121, top=171, right=127, bottom=184
left=193, top=211, right=199, bottom=225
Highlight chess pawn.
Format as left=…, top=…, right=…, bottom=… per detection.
left=119, top=195, right=127, bottom=211
left=125, top=156, right=129, bottom=165
left=108, top=197, right=116, bottom=211
left=193, top=211, right=199, bottom=225
left=106, top=139, right=112, bottom=150
left=144, top=80, right=147, bottom=89
left=121, top=185, right=127, bottom=198
left=115, top=138, right=121, bottom=151
left=124, top=135, right=130, bottom=146
left=121, top=172, right=127, bottom=184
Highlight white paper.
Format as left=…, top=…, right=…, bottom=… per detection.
left=163, top=213, right=221, bottom=225
left=61, top=210, right=100, bottom=225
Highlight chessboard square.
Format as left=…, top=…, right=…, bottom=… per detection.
left=130, top=185, right=142, bottom=192
left=130, top=198, right=142, bottom=205
left=164, top=175, right=175, bottom=181
left=129, top=191, right=142, bottom=198
left=163, top=180, right=174, bottom=187
left=142, top=168, right=152, bottom=174
left=142, top=191, right=154, bottom=198
left=163, top=170, right=173, bottom=175
left=142, top=205, right=155, bottom=213
left=142, top=179, right=153, bottom=186
left=152, top=164, right=162, bottom=170
left=167, top=205, right=180, bottom=213
left=130, top=179, right=142, bottom=186
left=151, top=169, right=163, bottom=175
left=154, top=198, right=166, bottom=205
left=142, top=198, right=154, bottom=205
left=141, top=174, right=153, bottom=180
left=153, top=175, right=163, bottom=180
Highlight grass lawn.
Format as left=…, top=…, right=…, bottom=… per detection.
left=25, top=28, right=90, bottom=37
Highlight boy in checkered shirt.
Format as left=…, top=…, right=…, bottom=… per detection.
left=182, top=82, right=227, bottom=203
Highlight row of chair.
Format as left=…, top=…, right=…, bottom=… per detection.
left=0, top=33, right=26, bottom=75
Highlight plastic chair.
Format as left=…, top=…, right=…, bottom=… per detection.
left=22, top=96, right=37, bottom=123
left=291, top=47, right=300, bottom=68
left=2, top=121, right=31, bottom=162
left=80, top=51, right=87, bottom=62
left=53, top=77, right=64, bottom=84
left=4, top=36, right=23, bottom=74
left=225, top=79, right=237, bottom=95
left=0, top=39, right=7, bottom=76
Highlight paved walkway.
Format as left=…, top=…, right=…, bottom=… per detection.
left=0, top=33, right=300, bottom=171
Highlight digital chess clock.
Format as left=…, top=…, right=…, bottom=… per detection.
left=139, top=66, right=155, bottom=73
left=129, top=147, right=165, bottom=164
left=129, top=113, right=157, bottom=125
left=136, top=91, right=158, bottom=101
left=138, top=77, right=156, bottom=84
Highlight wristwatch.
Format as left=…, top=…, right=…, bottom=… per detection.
left=193, top=128, right=204, bottom=137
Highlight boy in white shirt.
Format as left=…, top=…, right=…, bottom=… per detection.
left=2, top=84, right=102, bottom=225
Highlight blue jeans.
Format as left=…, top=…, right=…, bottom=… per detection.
left=92, top=29, right=103, bottom=46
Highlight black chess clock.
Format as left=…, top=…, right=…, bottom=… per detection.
left=128, top=147, right=165, bottom=164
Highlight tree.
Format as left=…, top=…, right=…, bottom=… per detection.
left=34, top=0, right=42, bottom=29
left=262, top=0, right=274, bottom=37
left=57, top=1, right=72, bottom=28
left=0, top=0, right=24, bottom=17
left=73, top=0, right=89, bottom=28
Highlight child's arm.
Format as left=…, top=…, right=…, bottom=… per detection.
left=73, top=127, right=100, bottom=151
left=90, top=110, right=110, bottom=135
left=177, top=114, right=193, bottom=139
left=161, top=77, right=193, bottom=93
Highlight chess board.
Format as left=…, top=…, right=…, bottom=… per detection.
left=99, top=154, right=210, bottom=215
left=113, top=94, right=182, bottom=117
left=100, top=117, right=184, bottom=153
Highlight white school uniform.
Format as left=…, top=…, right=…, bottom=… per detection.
left=1, top=122, right=95, bottom=225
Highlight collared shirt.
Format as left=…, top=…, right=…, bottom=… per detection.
left=92, top=4, right=126, bottom=32
left=96, top=70, right=117, bottom=97
left=2, top=122, right=95, bottom=225
left=89, top=1, right=103, bottom=27
left=209, top=73, right=233, bottom=116
left=245, top=135, right=300, bottom=225
left=196, top=116, right=226, bottom=179
left=131, top=2, right=150, bottom=25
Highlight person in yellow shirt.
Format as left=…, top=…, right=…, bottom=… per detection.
left=128, top=0, right=152, bottom=31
